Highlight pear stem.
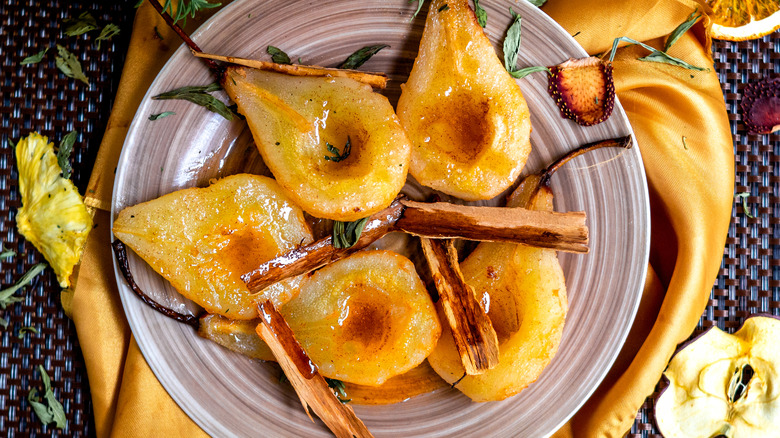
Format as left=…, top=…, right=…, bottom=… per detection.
left=146, top=0, right=223, bottom=76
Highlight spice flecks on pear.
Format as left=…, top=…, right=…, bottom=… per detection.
left=397, top=0, right=532, bottom=201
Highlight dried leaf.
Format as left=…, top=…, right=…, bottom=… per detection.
left=152, top=84, right=233, bottom=120
left=95, top=23, right=120, bottom=49
left=267, top=46, right=291, bottom=65
left=57, top=130, right=77, bottom=180
left=55, top=45, right=90, bottom=86
left=665, top=11, right=700, bottom=52
left=509, top=65, right=549, bottom=79
left=0, top=263, right=46, bottom=310
left=473, top=0, right=487, bottom=27
left=338, top=45, right=389, bottom=70
left=502, top=8, right=522, bottom=75
left=149, top=111, right=176, bottom=121
left=21, top=48, right=49, bottom=65
left=64, top=11, right=98, bottom=36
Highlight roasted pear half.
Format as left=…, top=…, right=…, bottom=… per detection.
left=113, top=174, right=313, bottom=319
left=222, top=67, right=412, bottom=221
left=427, top=175, right=567, bottom=401
left=282, top=250, right=441, bottom=386
left=397, top=0, right=532, bottom=201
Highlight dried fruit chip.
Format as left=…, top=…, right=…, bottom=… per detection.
left=547, top=57, right=615, bottom=127
left=740, top=77, right=780, bottom=134
left=15, top=132, right=92, bottom=288
left=655, top=315, right=780, bottom=437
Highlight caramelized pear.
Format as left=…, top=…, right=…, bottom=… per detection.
left=222, top=67, right=411, bottom=221
left=282, top=250, right=441, bottom=386
left=397, top=0, right=532, bottom=200
left=113, top=174, right=312, bottom=319
left=427, top=180, right=567, bottom=401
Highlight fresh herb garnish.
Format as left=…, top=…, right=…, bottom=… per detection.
left=267, top=46, right=291, bottom=65
left=160, top=0, right=221, bottom=26
left=736, top=192, right=754, bottom=218
left=527, top=0, right=547, bottom=6
left=21, top=48, right=49, bottom=65
left=28, top=365, right=67, bottom=429
left=473, top=0, right=487, bottom=27
left=153, top=26, right=164, bottom=40
left=338, top=45, right=389, bottom=70
left=665, top=10, right=701, bottom=52
left=149, top=111, right=176, bottom=121
left=0, top=317, right=8, bottom=330
left=332, top=217, right=369, bottom=249
left=509, top=65, right=549, bottom=79
left=57, top=130, right=77, bottom=180
left=95, top=24, right=120, bottom=49
left=325, top=378, right=351, bottom=404
left=55, top=45, right=90, bottom=86
left=64, top=11, right=98, bottom=36
left=0, top=245, right=15, bottom=260
left=409, top=0, right=426, bottom=20
left=608, top=36, right=706, bottom=71
left=0, top=264, right=46, bottom=310
left=152, top=83, right=233, bottom=120
left=324, top=137, right=352, bottom=162
left=18, top=326, right=39, bottom=339
left=502, top=9, right=525, bottom=78
left=438, top=4, right=449, bottom=12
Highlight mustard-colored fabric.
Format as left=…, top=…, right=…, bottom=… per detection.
left=70, top=0, right=733, bottom=436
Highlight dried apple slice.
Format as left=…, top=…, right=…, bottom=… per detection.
left=113, top=174, right=312, bottom=319
left=281, top=250, right=441, bottom=386
left=655, top=315, right=780, bottom=438
left=222, top=67, right=411, bottom=221
left=548, top=57, right=615, bottom=126
left=396, top=0, right=532, bottom=201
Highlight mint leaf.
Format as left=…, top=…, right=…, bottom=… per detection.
left=55, top=45, right=90, bottom=86
left=267, top=46, right=291, bottom=65
left=473, top=0, right=487, bottom=27
left=508, top=65, right=550, bottom=79
left=338, top=45, right=389, bottom=70
left=502, top=9, right=522, bottom=75
left=57, top=130, right=77, bottom=180
left=21, top=48, right=49, bottom=65
left=332, top=218, right=369, bottom=249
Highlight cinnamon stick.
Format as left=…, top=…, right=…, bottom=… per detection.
left=255, top=301, right=372, bottom=438
left=421, top=238, right=499, bottom=375
left=243, top=199, right=587, bottom=294
left=193, top=51, right=388, bottom=89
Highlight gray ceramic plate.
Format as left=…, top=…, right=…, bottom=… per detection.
left=111, top=0, right=650, bottom=436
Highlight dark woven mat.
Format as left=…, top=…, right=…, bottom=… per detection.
left=0, top=0, right=777, bottom=435
left=629, top=33, right=780, bottom=437
left=0, top=0, right=132, bottom=436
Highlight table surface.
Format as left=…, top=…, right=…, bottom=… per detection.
left=0, top=1, right=777, bottom=436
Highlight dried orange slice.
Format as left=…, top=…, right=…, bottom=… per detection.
left=707, top=0, right=780, bottom=41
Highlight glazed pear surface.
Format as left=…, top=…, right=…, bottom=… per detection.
left=397, top=0, right=532, bottom=201
left=282, top=250, right=441, bottom=386
left=113, top=174, right=313, bottom=319
left=223, top=67, right=411, bottom=221
left=427, top=175, right=568, bottom=401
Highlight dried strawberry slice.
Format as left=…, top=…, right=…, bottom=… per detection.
left=741, top=77, right=780, bottom=134
left=547, top=57, right=615, bottom=127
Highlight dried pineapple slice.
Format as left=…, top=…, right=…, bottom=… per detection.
left=15, top=132, right=92, bottom=288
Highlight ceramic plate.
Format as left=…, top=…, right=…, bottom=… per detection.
left=111, top=0, right=650, bottom=436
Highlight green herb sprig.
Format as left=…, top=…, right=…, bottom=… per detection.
left=21, top=48, right=49, bottom=66
left=18, top=326, right=39, bottom=339
left=149, top=111, right=176, bottom=121
left=324, top=137, right=352, bottom=162
left=160, top=0, right=221, bottom=26
left=325, top=378, right=351, bottom=404
left=55, top=45, right=90, bottom=86
left=57, top=130, right=77, bottom=180
left=735, top=192, right=754, bottom=218
left=338, top=45, right=389, bottom=70
left=503, top=8, right=522, bottom=75
left=438, top=4, right=449, bottom=12
left=28, top=365, right=67, bottom=429
left=0, top=264, right=46, bottom=310
left=95, top=24, right=121, bottom=49
left=607, top=36, right=706, bottom=71
left=473, top=0, right=487, bottom=27
left=152, top=84, right=233, bottom=120
left=665, top=11, right=701, bottom=52
left=410, top=0, right=426, bottom=20
left=0, top=245, right=15, bottom=260
left=64, top=11, right=98, bottom=37
left=528, top=0, right=548, bottom=7
left=267, top=46, right=292, bottom=65
left=332, top=217, right=369, bottom=249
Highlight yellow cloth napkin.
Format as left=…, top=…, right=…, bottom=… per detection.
left=68, top=0, right=733, bottom=436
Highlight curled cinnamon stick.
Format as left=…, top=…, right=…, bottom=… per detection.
left=421, top=238, right=499, bottom=375
left=255, top=301, right=372, bottom=438
left=193, top=51, right=388, bottom=89
left=243, top=199, right=587, bottom=294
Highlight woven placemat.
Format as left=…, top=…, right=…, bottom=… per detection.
left=0, top=0, right=131, bottom=436
left=629, top=33, right=780, bottom=437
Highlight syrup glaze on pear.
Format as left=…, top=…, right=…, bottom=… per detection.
left=397, top=0, right=532, bottom=201
left=222, top=66, right=412, bottom=222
